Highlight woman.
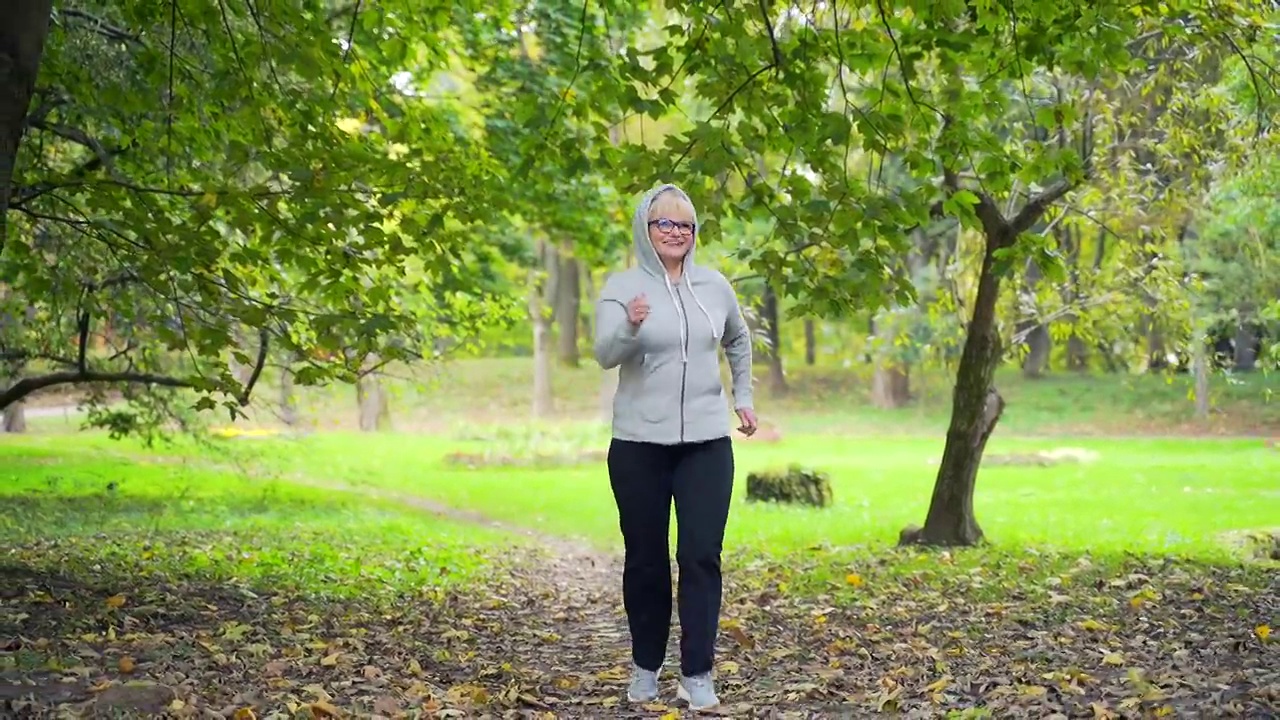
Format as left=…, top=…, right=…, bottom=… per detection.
left=592, top=183, right=757, bottom=711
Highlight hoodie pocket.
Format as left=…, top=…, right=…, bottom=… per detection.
left=636, top=355, right=675, bottom=424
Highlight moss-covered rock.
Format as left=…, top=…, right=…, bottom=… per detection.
left=745, top=464, right=833, bottom=508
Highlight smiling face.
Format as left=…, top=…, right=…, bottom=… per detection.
left=646, top=191, right=697, bottom=268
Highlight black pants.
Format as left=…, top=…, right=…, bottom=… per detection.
left=607, top=436, right=734, bottom=677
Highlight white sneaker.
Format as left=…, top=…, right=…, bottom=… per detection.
left=677, top=672, right=719, bottom=710
left=627, top=664, right=661, bottom=703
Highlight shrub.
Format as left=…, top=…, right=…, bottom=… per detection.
left=745, top=464, right=833, bottom=508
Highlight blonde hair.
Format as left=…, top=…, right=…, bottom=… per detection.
left=648, top=188, right=696, bottom=221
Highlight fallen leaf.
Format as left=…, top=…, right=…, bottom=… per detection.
left=845, top=573, right=864, bottom=587
left=118, top=656, right=136, bottom=673
left=105, top=593, right=126, bottom=609
left=309, top=700, right=341, bottom=717
left=232, top=709, right=256, bottom=720
left=1256, top=624, right=1271, bottom=641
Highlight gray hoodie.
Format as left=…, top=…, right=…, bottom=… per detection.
left=593, top=184, right=754, bottom=445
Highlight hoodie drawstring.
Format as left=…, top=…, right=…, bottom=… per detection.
left=685, top=275, right=719, bottom=343
left=662, top=273, right=720, bottom=364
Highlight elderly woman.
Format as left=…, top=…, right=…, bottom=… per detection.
left=592, top=183, right=757, bottom=711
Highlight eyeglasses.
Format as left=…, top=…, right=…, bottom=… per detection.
left=648, top=218, right=696, bottom=235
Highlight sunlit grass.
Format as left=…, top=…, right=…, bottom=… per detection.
left=0, top=446, right=524, bottom=602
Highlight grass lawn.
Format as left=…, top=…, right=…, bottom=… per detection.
left=0, top=444, right=523, bottom=601
left=90, top=427, right=1273, bottom=561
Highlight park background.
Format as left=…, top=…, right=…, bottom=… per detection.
left=1, top=1, right=1278, bottom=718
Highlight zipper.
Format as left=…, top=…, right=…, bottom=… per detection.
left=675, top=283, right=689, bottom=443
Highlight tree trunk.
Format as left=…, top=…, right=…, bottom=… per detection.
left=531, top=309, right=553, bottom=418
left=0, top=0, right=53, bottom=247
left=803, top=318, right=816, bottom=366
left=1146, top=322, right=1168, bottom=370
left=1233, top=323, right=1258, bottom=372
left=356, top=355, right=389, bottom=432
left=356, top=374, right=389, bottom=432
left=1, top=361, right=26, bottom=432
left=1066, top=334, right=1088, bottom=371
left=906, top=229, right=1009, bottom=547
left=555, top=253, right=581, bottom=368
left=1020, top=323, right=1051, bottom=378
left=1193, top=331, right=1210, bottom=421
left=530, top=240, right=554, bottom=419
left=760, top=283, right=786, bottom=394
left=279, top=362, right=298, bottom=428
left=870, top=361, right=910, bottom=409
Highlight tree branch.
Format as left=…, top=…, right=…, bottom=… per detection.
left=58, top=8, right=144, bottom=45
left=239, top=327, right=269, bottom=406
left=0, top=371, right=196, bottom=411
left=1010, top=179, right=1075, bottom=236
left=757, top=0, right=783, bottom=68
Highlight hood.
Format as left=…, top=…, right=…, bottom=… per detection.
left=631, top=183, right=698, bottom=277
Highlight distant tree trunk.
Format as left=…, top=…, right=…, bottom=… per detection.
left=580, top=263, right=594, bottom=345
left=1233, top=323, right=1258, bottom=372
left=1019, top=256, right=1050, bottom=378
left=803, top=318, right=816, bottom=366
left=870, top=361, right=911, bottom=408
left=2, top=402, right=25, bottom=432
left=1, top=361, right=26, bottom=433
left=1193, top=330, right=1210, bottom=421
left=1021, top=323, right=1052, bottom=378
left=555, top=253, right=581, bottom=368
left=356, top=359, right=390, bottom=432
left=530, top=240, right=554, bottom=419
left=0, top=0, right=54, bottom=247
left=759, top=284, right=786, bottom=394
left=1066, top=334, right=1088, bottom=370
left=279, top=361, right=298, bottom=428
left=1146, top=323, right=1168, bottom=370
left=905, top=199, right=1030, bottom=547
left=869, top=308, right=911, bottom=408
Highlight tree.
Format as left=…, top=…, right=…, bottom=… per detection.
left=1, top=2, right=519, bottom=434
left=588, top=1, right=1275, bottom=545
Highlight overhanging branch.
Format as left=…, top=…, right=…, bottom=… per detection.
left=0, top=371, right=197, bottom=410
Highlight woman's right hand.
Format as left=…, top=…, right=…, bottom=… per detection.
left=626, top=294, right=649, bottom=327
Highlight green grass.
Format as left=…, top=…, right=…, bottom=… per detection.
left=17, top=423, right=1275, bottom=563
left=0, top=442, right=523, bottom=602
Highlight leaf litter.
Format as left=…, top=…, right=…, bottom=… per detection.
left=2, top=525, right=1277, bottom=717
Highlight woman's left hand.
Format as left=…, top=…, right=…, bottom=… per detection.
left=735, top=408, right=758, bottom=437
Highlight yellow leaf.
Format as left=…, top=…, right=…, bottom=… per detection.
left=118, top=656, right=136, bottom=673
left=595, top=665, right=627, bottom=681
left=309, top=700, right=342, bottom=717
left=1102, top=652, right=1124, bottom=666
left=720, top=660, right=741, bottom=675
left=1256, top=624, right=1271, bottom=641
left=320, top=652, right=341, bottom=667
left=232, top=709, right=257, bottom=720
left=105, top=594, right=126, bottom=609
left=335, top=117, right=364, bottom=135
left=845, top=573, right=864, bottom=587
left=1078, top=618, right=1110, bottom=632
left=168, top=699, right=186, bottom=712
